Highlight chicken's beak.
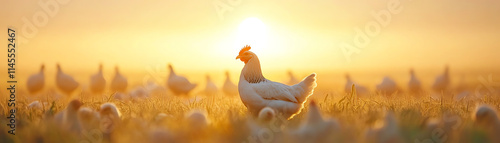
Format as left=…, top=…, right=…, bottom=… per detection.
left=236, top=55, right=241, bottom=60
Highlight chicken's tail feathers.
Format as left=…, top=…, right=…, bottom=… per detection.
left=294, top=73, right=317, bottom=103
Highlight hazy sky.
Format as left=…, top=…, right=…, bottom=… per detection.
left=1, top=0, right=500, bottom=84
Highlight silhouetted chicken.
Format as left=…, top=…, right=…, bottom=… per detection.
left=223, top=71, right=238, bottom=96
left=90, top=64, right=106, bottom=94
left=110, top=66, right=128, bottom=93
left=167, top=64, right=197, bottom=95
left=27, top=64, right=45, bottom=94
left=56, top=64, right=79, bottom=96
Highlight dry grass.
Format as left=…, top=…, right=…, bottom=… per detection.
left=0, top=88, right=499, bottom=143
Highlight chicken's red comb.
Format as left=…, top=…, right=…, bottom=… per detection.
left=239, top=45, right=251, bottom=55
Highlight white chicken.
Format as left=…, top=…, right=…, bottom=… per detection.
left=56, top=64, right=80, bottom=96
left=185, top=110, right=209, bottom=130
left=110, top=66, right=128, bottom=93
left=432, top=65, right=450, bottom=93
left=286, top=101, right=340, bottom=143
left=245, top=107, right=286, bottom=143
left=408, top=68, right=423, bottom=94
left=54, top=99, right=82, bottom=132
left=203, top=74, right=218, bottom=96
left=257, top=107, right=276, bottom=122
left=77, top=107, right=100, bottom=132
left=167, top=64, right=197, bottom=95
left=473, top=105, right=500, bottom=142
left=345, top=74, right=369, bottom=97
left=89, top=64, right=106, bottom=94
left=99, top=103, right=121, bottom=134
left=27, top=64, right=45, bottom=95
left=376, top=76, right=400, bottom=95
left=223, top=71, right=238, bottom=96
left=236, top=45, right=317, bottom=119
left=286, top=70, right=300, bottom=85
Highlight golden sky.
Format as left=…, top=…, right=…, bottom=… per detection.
left=1, top=0, right=500, bottom=87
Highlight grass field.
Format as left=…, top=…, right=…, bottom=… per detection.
left=0, top=85, right=499, bottom=143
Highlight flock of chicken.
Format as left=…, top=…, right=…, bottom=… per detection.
left=22, top=45, right=499, bottom=142
left=345, top=66, right=453, bottom=97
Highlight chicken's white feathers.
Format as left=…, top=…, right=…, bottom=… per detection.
left=237, top=46, right=317, bottom=119
left=27, top=64, right=45, bottom=94
left=223, top=71, right=238, bottom=96
left=167, top=64, right=197, bottom=95
left=90, top=64, right=106, bottom=94
left=110, top=66, right=128, bottom=92
left=56, top=64, right=79, bottom=95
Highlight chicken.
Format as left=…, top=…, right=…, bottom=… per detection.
left=432, top=65, right=450, bottom=93
left=376, top=76, right=400, bottom=95
left=286, top=101, right=340, bottom=143
left=99, top=103, right=121, bottom=134
left=345, top=74, right=369, bottom=97
left=236, top=45, right=317, bottom=119
left=286, top=70, right=300, bottom=85
left=223, top=71, right=238, bottom=96
left=408, top=68, right=423, bottom=94
left=473, top=105, right=500, bottom=142
left=56, top=64, right=80, bottom=96
left=245, top=107, right=286, bottom=143
left=257, top=107, right=275, bottom=122
left=89, top=64, right=106, bottom=94
left=54, top=99, right=82, bottom=133
left=78, top=107, right=101, bottom=132
left=167, top=64, right=197, bottom=95
left=27, top=64, right=45, bottom=94
left=110, top=66, right=128, bottom=93
left=185, top=110, right=209, bottom=130
left=203, top=74, right=218, bottom=96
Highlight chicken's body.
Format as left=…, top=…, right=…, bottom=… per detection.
left=408, top=69, right=422, bottom=94
left=110, top=66, right=128, bottom=93
left=432, top=66, right=450, bottom=93
left=286, top=101, right=340, bottom=143
left=56, top=64, right=79, bottom=96
left=27, top=64, right=45, bottom=94
left=90, top=64, right=106, bottom=94
left=204, top=75, right=218, bottom=96
left=376, top=77, right=400, bottom=95
left=99, top=103, right=121, bottom=134
left=223, top=71, right=238, bottom=96
left=237, top=45, right=317, bottom=119
left=54, top=99, right=82, bottom=133
left=167, top=64, right=197, bottom=95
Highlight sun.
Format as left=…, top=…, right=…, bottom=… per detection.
left=236, top=17, right=268, bottom=53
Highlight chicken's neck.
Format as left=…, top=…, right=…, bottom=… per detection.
left=242, top=55, right=266, bottom=83
left=169, top=68, right=176, bottom=77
